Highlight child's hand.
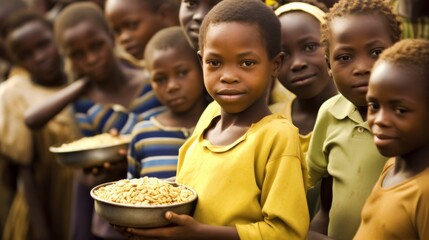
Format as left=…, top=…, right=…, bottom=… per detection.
left=124, top=211, right=203, bottom=240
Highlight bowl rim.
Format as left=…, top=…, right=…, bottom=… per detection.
left=90, top=180, right=198, bottom=209
left=49, top=135, right=131, bottom=153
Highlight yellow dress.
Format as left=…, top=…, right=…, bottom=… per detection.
left=0, top=74, right=81, bottom=240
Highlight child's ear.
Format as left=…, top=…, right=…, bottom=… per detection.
left=325, top=55, right=332, bottom=78
left=197, top=50, right=203, bottom=67
left=272, top=51, right=284, bottom=78
left=325, top=55, right=331, bottom=70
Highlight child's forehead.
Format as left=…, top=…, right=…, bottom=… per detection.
left=329, top=14, right=390, bottom=42
left=61, top=20, right=108, bottom=45
left=8, top=21, right=50, bottom=41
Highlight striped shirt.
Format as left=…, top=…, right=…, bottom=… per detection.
left=127, top=116, right=193, bottom=179
left=73, top=84, right=164, bottom=136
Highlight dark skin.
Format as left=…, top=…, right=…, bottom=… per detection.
left=367, top=61, right=429, bottom=187
left=278, top=11, right=337, bottom=135
left=4, top=19, right=71, bottom=240
left=309, top=14, right=394, bottom=239
left=147, top=46, right=207, bottom=129
left=122, top=21, right=284, bottom=239
left=25, top=19, right=147, bottom=184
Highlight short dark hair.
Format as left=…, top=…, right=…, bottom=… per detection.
left=199, top=0, right=281, bottom=59
left=321, top=0, right=401, bottom=57
left=1, top=9, right=51, bottom=39
left=54, top=2, right=110, bottom=48
left=377, top=39, right=429, bottom=96
left=144, top=26, right=194, bottom=67
left=105, top=0, right=178, bottom=12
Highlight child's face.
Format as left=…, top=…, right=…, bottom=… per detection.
left=328, top=15, right=393, bottom=107
left=61, top=20, right=115, bottom=82
left=148, top=46, right=204, bottom=114
left=201, top=22, right=282, bottom=114
left=179, top=0, right=222, bottom=50
left=278, top=12, right=331, bottom=99
left=6, top=21, right=62, bottom=85
left=367, top=61, right=429, bottom=158
left=105, top=0, right=167, bottom=60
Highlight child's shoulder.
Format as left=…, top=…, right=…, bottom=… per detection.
left=252, top=113, right=299, bottom=137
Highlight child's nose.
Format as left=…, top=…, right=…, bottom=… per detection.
left=84, top=52, right=98, bottom=64
left=353, top=59, right=371, bottom=76
left=290, top=54, right=307, bottom=72
left=167, top=79, right=180, bottom=92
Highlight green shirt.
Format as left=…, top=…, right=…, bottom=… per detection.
left=307, top=94, right=387, bottom=240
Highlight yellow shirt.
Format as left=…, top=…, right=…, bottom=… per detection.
left=177, top=114, right=309, bottom=240
left=354, top=158, right=429, bottom=240
left=307, top=94, right=387, bottom=240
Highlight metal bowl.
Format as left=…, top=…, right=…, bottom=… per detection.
left=91, top=181, right=198, bottom=228
left=49, top=136, right=130, bottom=168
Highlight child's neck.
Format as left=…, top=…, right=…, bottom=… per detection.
left=357, top=106, right=367, bottom=121
left=92, top=59, right=126, bottom=92
left=157, top=100, right=208, bottom=129
left=394, top=147, right=429, bottom=177
left=205, top=99, right=271, bottom=146
left=293, top=82, right=337, bottom=134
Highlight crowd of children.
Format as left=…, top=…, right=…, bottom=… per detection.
left=0, top=0, right=428, bottom=239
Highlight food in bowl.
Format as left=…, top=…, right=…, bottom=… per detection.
left=54, top=133, right=131, bottom=151
left=49, top=133, right=131, bottom=168
left=93, top=177, right=195, bottom=206
left=91, top=177, right=198, bottom=228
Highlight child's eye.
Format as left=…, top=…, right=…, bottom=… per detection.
left=206, top=60, right=221, bottom=68
left=304, top=43, right=319, bottom=52
left=177, top=69, right=189, bottom=78
left=241, top=60, right=255, bottom=68
left=367, top=102, right=379, bottom=112
left=370, top=48, right=384, bottom=58
left=281, top=49, right=291, bottom=60
left=127, top=21, right=140, bottom=30
left=335, top=54, right=352, bottom=62
left=152, top=74, right=167, bottom=84
left=394, top=107, right=408, bottom=114
left=183, top=0, right=197, bottom=8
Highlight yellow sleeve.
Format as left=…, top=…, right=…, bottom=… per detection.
left=236, top=123, right=309, bottom=240
left=0, top=84, right=33, bottom=165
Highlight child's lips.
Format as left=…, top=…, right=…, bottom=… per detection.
left=290, top=73, right=317, bottom=85
left=217, top=89, right=246, bottom=101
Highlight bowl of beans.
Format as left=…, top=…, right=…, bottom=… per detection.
left=90, top=177, right=198, bottom=228
left=49, top=133, right=131, bottom=168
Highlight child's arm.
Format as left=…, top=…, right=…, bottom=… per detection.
left=20, top=165, right=51, bottom=240
left=25, top=78, right=89, bottom=129
left=309, top=177, right=333, bottom=240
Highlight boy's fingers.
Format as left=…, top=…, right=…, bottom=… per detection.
left=118, top=148, right=127, bottom=156
left=109, top=128, right=119, bottom=136
left=165, top=211, right=185, bottom=225
left=103, top=161, right=111, bottom=169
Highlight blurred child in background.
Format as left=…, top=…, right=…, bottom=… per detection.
left=24, top=2, right=163, bottom=239
left=127, top=26, right=208, bottom=179
left=275, top=1, right=337, bottom=220
left=104, top=0, right=180, bottom=67
left=125, top=0, right=308, bottom=239
left=181, top=0, right=296, bottom=137
left=0, top=9, right=80, bottom=240
left=306, top=0, right=401, bottom=239
left=354, top=39, right=429, bottom=240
